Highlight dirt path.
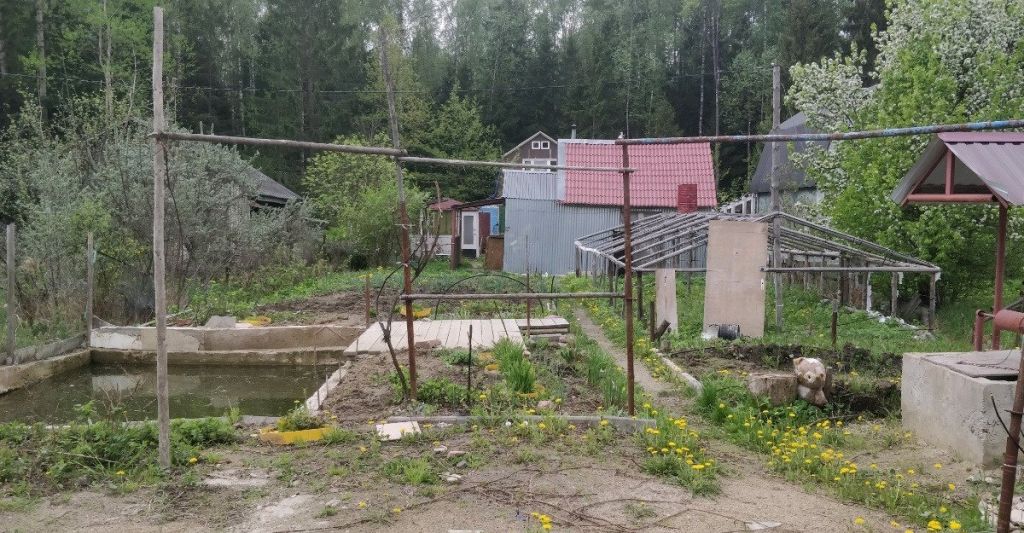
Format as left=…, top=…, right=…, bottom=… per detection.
left=576, top=310, right=668, bottom=396
left=574, top=307, right=899, bottom=531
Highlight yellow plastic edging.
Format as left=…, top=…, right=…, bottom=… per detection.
left=258, top=426, right=331, bottom=445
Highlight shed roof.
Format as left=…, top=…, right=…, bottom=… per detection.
left=558, top=140, right=717, bottom=208
left=248, top=168, right=300, bottom=205
left=892, top=132, right=1024, bottom=205
left=428, top=198, right=464, bottom=211
left=749, top=112, right=828, bottom=194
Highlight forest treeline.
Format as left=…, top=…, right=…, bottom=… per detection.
left=0, top=0, right=886, bottom=197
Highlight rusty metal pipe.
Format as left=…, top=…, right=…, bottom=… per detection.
left=974, top=310, right=993, bottom=352
left=994, top=205, right=1009, bottom=349
left=994, top=309, right=1024, bottom=533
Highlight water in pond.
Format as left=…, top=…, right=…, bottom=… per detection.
left=0, top=364, right=327, bottom=424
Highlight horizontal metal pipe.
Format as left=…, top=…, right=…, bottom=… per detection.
left=905, top=193, right=996, bottom=203
left=154, top=131, right=407, bottom=156
left=615, top=118, right=1024, bottom=145
left=763, top=266, right=940, bottom=273
left=398, top=155, right=635, bottom=173
left=402, top=292, right=624, bottom=301
left=993, top=310, right=1024, bottom=333
left=155, top=132, right=635, bottom=173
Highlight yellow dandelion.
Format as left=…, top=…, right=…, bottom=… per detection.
left=115, top=470, right=126, bottom=476
left=948, top=520, right=961, bottom=530
left=599, top=420, right=609, bottom=427
left=358, top=501, right=367, bottom=509
left=392, top=507, right=402, bottom=514
left=933, top=463, right=942, bottom=469
left=927, top=519, right=942, bottom=531
left=854, top=516, right=865, bottom=526
left=188, top=456, right=198, bottom=464
left=947, top=483, right=956, bottom=491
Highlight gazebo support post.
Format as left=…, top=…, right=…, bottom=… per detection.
left=994, top=204, right=1008, bottom=349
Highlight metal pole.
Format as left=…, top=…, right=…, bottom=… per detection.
left=466, top=325, right=473, bottom=406
left=151, top=6, right=171, bottom=469
left=994, top=310, right=1024, bottom=533
left=614, top=118, right=1024, bottom=145
left=86, top=232, right=94, bottom=344
left=5, top=224, right=16, bottom=363
left=929, top=273, right=937, bottom=332
left=621, top=144, right=636, bottom=416
left=994, top=204, right=1008, bottom=349
left=525, top=235, right=531, bottom=338
left=769, top=64, right=783, bottom=333
left=378, top=23, right=418, bottom=399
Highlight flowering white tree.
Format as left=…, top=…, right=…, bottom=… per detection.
left=787, top=0, right=1024, bottom=297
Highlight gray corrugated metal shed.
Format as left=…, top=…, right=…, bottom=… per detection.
left=750, top=112, right=828, bottom=194
left=892, top=132, right=1024, bottom=205
left=502, top=170, right=559, bottom=200
left=503, top=198, right=626, bottom=274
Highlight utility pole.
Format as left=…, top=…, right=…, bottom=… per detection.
left=770, top=63, right=783, bottom=331
left=6, top=224, right=16, bottom=363
left=151, top=6, right=171, bottom=469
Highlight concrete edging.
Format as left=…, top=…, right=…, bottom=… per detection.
left=386, top=414, right=656, bottom=433
left=0, top=349, right=91, bottom=395
left=652, top=348, right=704, bottom=393
left=305, top=361, right=351, bottom=414
left=90, top=347, right=349, bottom=366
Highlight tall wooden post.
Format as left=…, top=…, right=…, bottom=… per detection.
left=86, top=232, right=94, bottom=344
left=890, top=272, right=898, bottom=318
left=770, top=63, right=783, bottom=331
left=929, top=273, right=937, bottom=332
left=378, top=23, right=417, bottom=398
left=151, top=6, right=171, bottom=469
left=621, top=145, right=636, bottom=416
left=6, top=224, right=16, bottom=363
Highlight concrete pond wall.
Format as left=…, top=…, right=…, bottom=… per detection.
left=0, top=325, right=361, bottom=397
left=902, top=352, right=1018, bottom=466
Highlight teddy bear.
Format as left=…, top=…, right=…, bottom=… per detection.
left=792, top=356, right=829, bottom=407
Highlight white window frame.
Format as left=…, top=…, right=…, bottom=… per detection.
left=531, top=141, right=541, bottom=149
left=539, top=140, right=550, bottom=149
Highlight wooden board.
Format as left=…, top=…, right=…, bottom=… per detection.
left=703, top=220, right=768, bottom=338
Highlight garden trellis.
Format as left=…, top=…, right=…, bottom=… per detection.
left=146, top=6, right=1024, bottom=477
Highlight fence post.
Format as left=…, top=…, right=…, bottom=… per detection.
left=86, top=232, right=94, bottom=345
left=6, top=223, right=16, bottom=364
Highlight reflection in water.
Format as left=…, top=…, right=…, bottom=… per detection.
left=0, top=364, right=328, bottom=423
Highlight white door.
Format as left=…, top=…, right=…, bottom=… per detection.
left=461, top=213, right=478, bottom=250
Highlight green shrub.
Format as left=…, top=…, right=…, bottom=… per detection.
left=417, top=378, right=468, bottom=407
left=492, top=339, right=536, bottom=394
left=438, top=348, right=473, bottom=366
left=380, top=457, right=436, bottom=485
left=276, top=405, right=325, bottom=432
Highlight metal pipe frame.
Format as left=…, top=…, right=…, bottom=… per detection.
left=401, top=292, right=624, bottom=301
left=614, top=118, right=1024, bottom=146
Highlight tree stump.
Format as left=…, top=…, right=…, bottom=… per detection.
left=746, top=373, right=798, bottom=406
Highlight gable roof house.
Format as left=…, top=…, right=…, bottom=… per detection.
left=501, top=139, right=717, bottom=274
left=726, top=112, right=828, bottom=214
left=249, top=168, right=301, bottom=208
left=501, top=131, right=558, bottom=169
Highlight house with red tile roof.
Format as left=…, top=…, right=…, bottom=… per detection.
left=500, top=139, right=717, bottom=273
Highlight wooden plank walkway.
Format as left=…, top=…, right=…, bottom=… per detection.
left=343, top=317, right=568, bottom=355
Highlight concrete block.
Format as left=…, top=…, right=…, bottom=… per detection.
left=902, top=352, right=1018, bottom=466
left=747, top=373, right=798, bottom=406
left=655, top=269, right=679, bottom=333
left=205, top=315, right=237, bottom=328
left=376, top=421, right=421, bottom=441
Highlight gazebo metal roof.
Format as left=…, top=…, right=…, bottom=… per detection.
left=575, top=211, right=939, bottom=274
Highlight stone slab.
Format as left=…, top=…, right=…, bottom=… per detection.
left=376, top=421, right=421, bottom=441
left=924, top=350, right=1020, bottom=378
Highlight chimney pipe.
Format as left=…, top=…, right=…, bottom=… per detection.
left=571, top=124, right=577, bottom=139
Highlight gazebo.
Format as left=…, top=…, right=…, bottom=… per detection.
left=892, top=132, right=1024, bottom=348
